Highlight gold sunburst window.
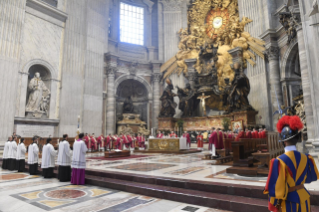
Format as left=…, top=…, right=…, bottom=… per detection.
left=206, top=8, right=230, bottom=39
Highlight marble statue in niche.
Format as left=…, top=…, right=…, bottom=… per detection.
left=26, top=72, right=51, bottom=118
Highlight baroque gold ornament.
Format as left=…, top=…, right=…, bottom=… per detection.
left=161, top=0, right=265, bottom=82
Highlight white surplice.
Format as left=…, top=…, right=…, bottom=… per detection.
left=2, top=141, right=10, bottom=159
left=41, top=143, right=57, bottom=168
left=16, top=143, right=26, bottom=160
left=7, top=141, right=17, bottom=159
left=57, top=140, right=72, bottom=166
left=71, top=140, right=88, bottom=169
left=28, top=143, right=39, bottom=164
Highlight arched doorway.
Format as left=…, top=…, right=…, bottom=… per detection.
left=281, top=43, right=302, bottom=107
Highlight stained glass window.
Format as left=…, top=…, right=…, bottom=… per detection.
left=120, top=2, right=144, bottom=45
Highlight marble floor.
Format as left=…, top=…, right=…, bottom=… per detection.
left=1, top=146, right=319, bottom=212
left=0, top=168, right=229, bottom=212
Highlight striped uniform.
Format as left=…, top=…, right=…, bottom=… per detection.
left=264, top=150, right=319, bottom=212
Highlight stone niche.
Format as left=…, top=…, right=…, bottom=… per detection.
left=116, top=79, right=150, bottom=134
left=25, top=65, right=52, bottom=119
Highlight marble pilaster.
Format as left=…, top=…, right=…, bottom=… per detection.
left=152, top=64, right=162, bottom=129
left=296, top=26, right=316, bottom=152
left=106, top=66, right=117, bottom=134
left=265, top=46, right=284, bottom=129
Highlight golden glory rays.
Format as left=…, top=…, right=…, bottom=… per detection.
left=160, top=0, right=266, bottom=85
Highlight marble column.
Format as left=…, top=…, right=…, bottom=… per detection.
left=152, top=67, right=162, bottom=130
left=106, top=66, right=117, bottom=134
left=185, top=58, right=197, bottom=88
left=296, top=26, right=316, bottom=152
left=265, top=46, right=284, bottom=130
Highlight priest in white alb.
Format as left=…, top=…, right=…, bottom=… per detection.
left=28, top=137, right=39, bottom=175
left=57, top=134, right=72, bottom=182
left=16, top=138, right=26, bottom=172
left=8, top=136, right=18, bottom=171
left=71, top=133, right=88, bottom=185
left=2, top=137, right=11, bottom=170
left=41, top=138, right=57, bottom=178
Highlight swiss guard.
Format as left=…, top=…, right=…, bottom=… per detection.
left=264, top=115, right=319, bottom=212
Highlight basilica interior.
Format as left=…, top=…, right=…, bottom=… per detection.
left=1, top=0, right=319, bottom=211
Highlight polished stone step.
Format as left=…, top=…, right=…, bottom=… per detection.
left=85, top=169, right=319, bottom=206
left=85, top=175, right=319, bottom=212
left=85, top=175, right=269, bottom=212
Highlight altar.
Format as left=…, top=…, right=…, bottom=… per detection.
left=149, top=138, right=188, bottom=152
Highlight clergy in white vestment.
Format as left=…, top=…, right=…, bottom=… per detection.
left=16, top=138, right=26, bottom=172
left=2, top=137, right=11, bottom=170
left=8, top=136, right=18, bottom=171
left=71, top=133, right=88, bottom=185
left=57, top=134, right=72, bottom=182
left=41, top=138, right=57, bottom=178
left=28, top=137, right=39, bottom=175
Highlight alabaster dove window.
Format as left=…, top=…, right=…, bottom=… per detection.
left=120, top=2, right=144, bottom=45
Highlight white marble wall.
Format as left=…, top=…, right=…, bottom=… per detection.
left=238, top=0, right=273, bottom=129
left=0, top=0, right=26, bottom=142
left=16, top=12, right=63, bottom=120
left=59, top=0, right=107, bottom=137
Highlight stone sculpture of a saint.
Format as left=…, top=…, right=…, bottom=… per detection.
left=26, top=72, right=50, bottom=113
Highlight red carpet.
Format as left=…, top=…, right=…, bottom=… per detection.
left=87, top=155, right=151, bottom=161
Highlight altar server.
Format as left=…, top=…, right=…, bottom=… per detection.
left=182, top=131, right=191, bottom=148
left=197, top=132, right=203, bottom=150
left=209, top=128, right=218, bottom=156
left=8, top=136, right=18, bottom=171
left=71, top=133, right=88, bottom=185
left=41, top=138, right=57, bottom=178
left=264, top=116, right=319, bottom=212
left=57, top=134, right=72, bottom=182
left=2, top=137, right=11, bottom=169
left=16, top=138, right=26, bottom=172
left=28, top=137, right=39, bottom=175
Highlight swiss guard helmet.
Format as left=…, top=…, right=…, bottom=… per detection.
left=276, top=115, right=304, bottom=142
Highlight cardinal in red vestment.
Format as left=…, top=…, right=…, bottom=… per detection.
left=227, top=131, right=234, bottom=139
left=105, top=134, right=112, bottom=150
left=91, top=133, right=98, bottom=151
left=114, top=134, right=122, bottom=150
left=170, top=131, right=177, bottom=138
left=209, top=128, right=218, bottom=152
left=157, top=131, right=163, bottom=138
left=261, top=128, right=267, bottom=138
left=182, top=131, right=191, bottom=148
left=197, top=133, right=203, bottom=149
left=245, top=129, right=252, bottom=138
left=97, top=134, right=105, bottom=151
left=251, top=128, right=258, bottom=138
left=84, top=133, right=91, bottom=151
left=258, top=129, right=263, bottom=138
left=235, top=129, right=245, bottom=141
left=138, top=134, right=146, bottom=148
left=217, top=128, right=224, bottom=149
